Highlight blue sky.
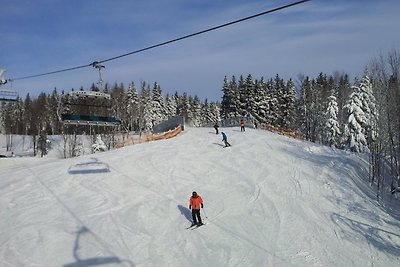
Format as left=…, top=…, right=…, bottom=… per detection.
left=1, top=0, right=399, bottom=101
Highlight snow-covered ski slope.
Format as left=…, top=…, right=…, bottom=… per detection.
left=1, top=127, right=399, bottom=267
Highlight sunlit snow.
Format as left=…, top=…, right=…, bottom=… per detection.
left=1, top=127, right=399, bottom=266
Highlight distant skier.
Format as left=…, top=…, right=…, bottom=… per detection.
left=240, top=120, right=245, bottom=132
left=189, top=191, right=204, bottom=226
left=214, top=122, right=219, bottom=134
left=221, top=132, right=231, bottom=147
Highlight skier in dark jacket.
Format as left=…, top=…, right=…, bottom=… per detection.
left=189, top=191, right=204, bottom=226
left=221, top=132, right=231, bottom=147
left=213, top=122, right=219, bottom=134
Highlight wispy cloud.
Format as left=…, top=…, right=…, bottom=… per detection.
left=1, top=0, right=399, bottom=100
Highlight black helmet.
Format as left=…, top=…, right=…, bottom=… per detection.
left=192, top=191, right=197, bottom=196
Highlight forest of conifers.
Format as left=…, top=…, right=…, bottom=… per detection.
left=0, top=50, right=399, bottom=198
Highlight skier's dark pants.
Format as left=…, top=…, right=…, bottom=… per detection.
left=192, top=209, right=202, bottom=224
left=223, top=140, right=231, bottom=147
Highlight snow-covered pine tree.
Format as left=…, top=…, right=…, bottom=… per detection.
left=165, top=92, right=179, bottom=118
left=266, top=78, right=278, bottom=125
left=274, top=74, right=286, bottom=128
left=341, top=85, right=369, bottom=152
left=110, top=83, right=125, bottom=125
left=190, top=95, right=202, bottom=127
left=324, top=94, right=341, bottom=148
left=314, top=73, right=331, bottom=143
left=281, top=78, right=297, bottom=130
left=337, top=74, right=352, bottom=127
left=210, top=102, right=221, bottom=124
left=220, top=76, right=240, bottom=119
left=298, top=77, right=313, bottom=140
left=229, top=76, right=240, bottom=118
left=200, top=99, right=211, bottom=126
left=178, top=93, right=191, bottom=124
left=238, top=75, right=247, bottom=116
left=126, top=82, right=139, bottom=131
left=149, top=82, right=167, bottom=127
left=139, top=82, right=152, bottom=132
left=358, top=69, right=378, bottom=147
left=253, top=77, right=268, bottom=124
left=220, top=76, right=231, bottom=119
left=245, top=74, right=257, bottom=117
left=48, top=88, right=60, bottom=135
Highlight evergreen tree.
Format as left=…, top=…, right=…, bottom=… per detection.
left=126, top=82, right=139, bottom=131
left=149, top=82, right=166, bottom=126
left=229, top=76, right=240, bottom=118
left=48, top=88, right=60, bottom=135
left=165, top=93, right=179, bottom=118
left=253, top=78, right=268, bottom=124
left=34, top=92, right=50, bottom=135
left=281, top=78, right=297, bottom=129
left=266, top=78, right=278, bottom=125
left=274, top=74, right=286, bottom=127
left=358, top=69, right=378, bottom=147
left=298, top=77, right=313, bottom=140
left=238, top=75, right=247, bottom=116
left=220, top=76, right=239, bottom=119
left=209, top=101, right=221, bottom=125
left=200, top=99, right=211, bottom=126
left=314, top=73, right=329, bottom=143
left=178, top=93, right=191, bottom=123
left=342, top=86, right=369, bottom=152
left=190, top=95, right=202, bottom=126
left=110, top=83, right=125, bottom=125
left=23, top=94, right=33, bottom=136
left=13, top=97, right=24, bottom=135
left=220, top=76, right=232, bottom=119
left=245, top=74, right=256, bottom=117
left=337, top=74, right=351, bottom=126
left=324, top=95, right=341, bottom=147
left=139, top=82, right=151, bottom=131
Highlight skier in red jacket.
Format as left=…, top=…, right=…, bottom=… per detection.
left=189, top=191, right=204, bottom=226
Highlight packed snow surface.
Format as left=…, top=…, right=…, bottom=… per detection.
left=1, top=127, right=399, bottom=266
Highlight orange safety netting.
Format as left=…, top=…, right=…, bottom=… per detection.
left=116, top=126, right=182, bottom=148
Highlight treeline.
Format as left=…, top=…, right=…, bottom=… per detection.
left=0, top=81, right=221, bottom=136
left=1, top=50, right=399, bottom=197
left=219, top=50, right=399, bottom=197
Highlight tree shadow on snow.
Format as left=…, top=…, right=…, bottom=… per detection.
left=178, top=205, right=192, bottom=222
left=331, top=213, right=400, bottom=257
left=63, top=226, right=135, bottom=267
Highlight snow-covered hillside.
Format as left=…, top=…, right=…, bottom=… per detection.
left=0, top=127, right=399, bottom=266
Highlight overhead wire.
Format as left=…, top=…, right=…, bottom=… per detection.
left=10, top=0, right=310, bottom=82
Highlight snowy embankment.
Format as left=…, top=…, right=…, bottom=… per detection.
left=0, top=127, right=399, bottom=266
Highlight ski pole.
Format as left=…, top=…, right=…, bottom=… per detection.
left=202, top=207, right=208, bottom=219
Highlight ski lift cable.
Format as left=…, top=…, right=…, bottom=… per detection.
left=97, top=0, right=311, bottom=64
left=9, top=0, right=310, bottom=82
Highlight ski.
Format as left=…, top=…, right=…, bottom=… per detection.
left=190, top=223, right=205, bottom=230
left=186, top=223, right=205, bottom=230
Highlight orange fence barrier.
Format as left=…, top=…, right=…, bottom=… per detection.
left=116, top=125, right=182, bottom=148
left=262, top=124, right=303, bottom=140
